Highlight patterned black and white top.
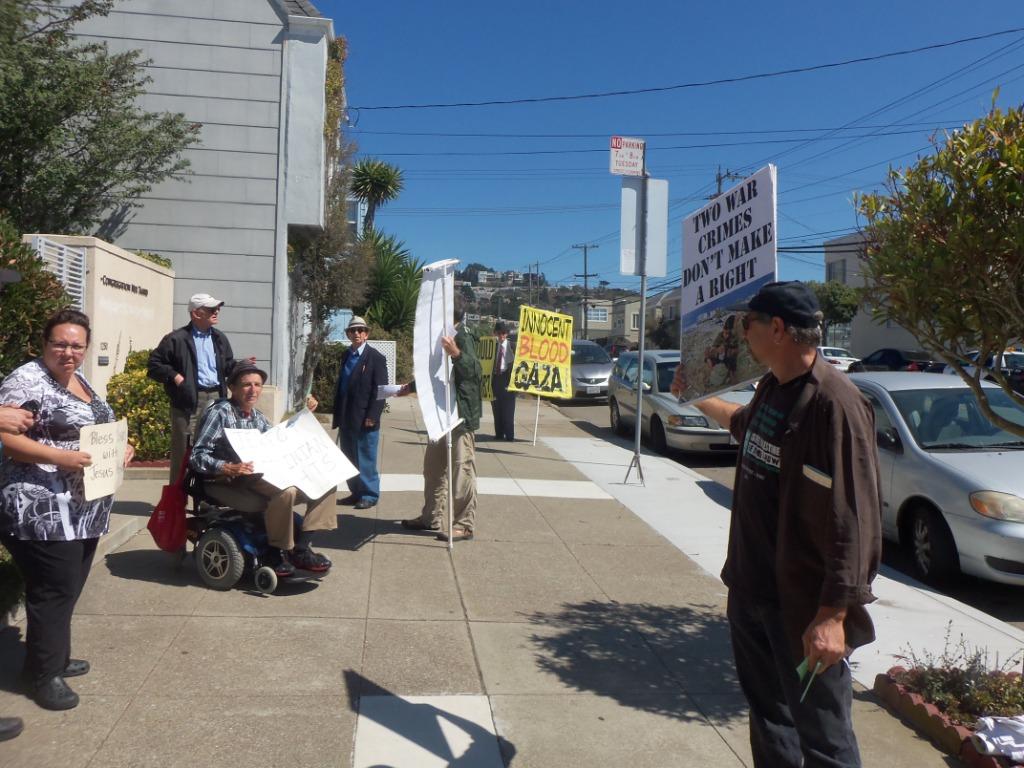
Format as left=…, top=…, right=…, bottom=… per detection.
left=0, top=359, right=115, bottom=541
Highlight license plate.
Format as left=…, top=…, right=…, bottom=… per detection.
left=586, top=386, right=600, bottom=394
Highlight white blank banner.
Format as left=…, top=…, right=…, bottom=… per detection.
left=620, top=177, right=668, bottom=277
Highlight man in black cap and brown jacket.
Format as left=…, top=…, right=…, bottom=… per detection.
left=673, top=280, right=882, bottom=768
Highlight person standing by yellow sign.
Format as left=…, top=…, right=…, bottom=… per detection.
left=508, top=306, right=573, bottom=399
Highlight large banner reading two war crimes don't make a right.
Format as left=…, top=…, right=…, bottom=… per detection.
left=677, top=164, right=778, bottom=402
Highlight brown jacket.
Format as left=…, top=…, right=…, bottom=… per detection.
left=728, top=354, right=883, bottom=658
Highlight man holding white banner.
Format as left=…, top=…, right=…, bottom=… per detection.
left=190, top=361, right=337, bottom=577
left=400, top=294, right=482, bottom=542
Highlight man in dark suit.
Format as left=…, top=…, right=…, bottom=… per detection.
left=332, top=316, right=388, bottom=509
left=491, top=321, right=516, bottom=441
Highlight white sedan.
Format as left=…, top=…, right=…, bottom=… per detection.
left=850, top=372, right=1024, bottom=586
left=819, top=346, right=859, bottom=372
left=608, top=349, right=753, bottom=454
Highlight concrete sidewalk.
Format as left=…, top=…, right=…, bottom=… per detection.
left=0, top=397, right=971, bottom=766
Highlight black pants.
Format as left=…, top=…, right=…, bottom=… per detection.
left=1, top=535, right=97, bottom=688
left=491, top=371, right=516, bottom=440
left=727, top=592, right=861, bottom=768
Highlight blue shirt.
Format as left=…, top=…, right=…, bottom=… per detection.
left=338, top=344, right=362, bottom=399
left=192, top=327, right=219, bottom=388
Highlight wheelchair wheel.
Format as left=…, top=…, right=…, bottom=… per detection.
left=195, top=529, right=245, bottom=590
left=254, top=566, right=278, bottom=595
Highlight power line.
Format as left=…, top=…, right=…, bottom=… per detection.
left=349, top=27, right=1024, bottom=110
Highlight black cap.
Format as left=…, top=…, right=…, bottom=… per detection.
left=733, top=281, right=820, bottom=329
left=494, top=321, right=509, bottom=334
left=227, top=360, right=268, bottom=385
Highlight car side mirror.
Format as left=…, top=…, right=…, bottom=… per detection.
left=877, top=427, right=902, bottom=453
left=641, top=381, right=651, bottom=392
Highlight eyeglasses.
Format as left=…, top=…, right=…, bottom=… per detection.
left=200, top=307, right=220, bottom=315
left=346, top=327, right=368, bottom=335
left=48, top=341, right=87, bottom=354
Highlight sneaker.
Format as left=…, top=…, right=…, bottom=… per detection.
left=272, top=549, right=296, bottom=578
left=290, top=548, right=331, bottom=572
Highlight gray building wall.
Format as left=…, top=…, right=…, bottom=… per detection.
left=73, top=0, right=331, bottom=397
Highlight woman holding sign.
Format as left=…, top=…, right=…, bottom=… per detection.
left=0, top=308, right=133, bottom=711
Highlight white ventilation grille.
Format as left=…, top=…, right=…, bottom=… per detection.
left=31, top=236, right=86, bottom=310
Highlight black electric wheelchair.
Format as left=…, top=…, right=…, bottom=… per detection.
left=183, top=468, right=331, bottom=595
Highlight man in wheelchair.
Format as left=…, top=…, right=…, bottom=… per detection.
left=190, top=361, right=336, bottom=577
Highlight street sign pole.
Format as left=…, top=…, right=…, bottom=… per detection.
left=624, top=168, right=648, bottom=485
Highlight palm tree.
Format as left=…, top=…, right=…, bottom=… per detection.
left=361, top=230, right=423, bottom=332
left=350, top=159, right=404, bottom=232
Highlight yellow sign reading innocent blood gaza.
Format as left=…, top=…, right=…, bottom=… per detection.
left=508, top=305, right=573, bottom=398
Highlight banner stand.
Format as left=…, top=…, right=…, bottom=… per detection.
left=441, top=277, right=454, bottom=553
left=532, top=395, right=541, bottom=447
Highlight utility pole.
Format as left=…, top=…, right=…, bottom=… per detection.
left=710, top=164, right=743, bottom=199
left=573, top=243, right=599, bottom=339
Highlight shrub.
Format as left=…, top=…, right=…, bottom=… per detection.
left=894, top=623, right=1024, bottom=725
left=106, top=350, right=171, bottom=461
left=0, top=214, right=70, bottom=378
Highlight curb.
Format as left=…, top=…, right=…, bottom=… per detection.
left=873, top=669, right=1005, bottom=768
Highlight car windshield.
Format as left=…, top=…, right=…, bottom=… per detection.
left=573, top=345, right=611, bottom=364
left=889, top=387, right=1024, bottom=450
left=1002, top=353, right=1024, bottom=369
left=656, top=361, right=680, bottom=392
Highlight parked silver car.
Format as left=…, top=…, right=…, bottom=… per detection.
left=850, top=372, right=1024, bottom=586
left=608, top=349, right=753, bottom=454
left=570, top=340, right=613, bottom=400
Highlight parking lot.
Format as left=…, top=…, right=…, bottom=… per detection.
left=554, top=398, right=1024, bottom=633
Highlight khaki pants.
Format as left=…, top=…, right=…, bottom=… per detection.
left=205, top=476, right=337, bottom=550
left=418, top=425, right=477, bottom=532
left=169, top=389, right=219, bottom=483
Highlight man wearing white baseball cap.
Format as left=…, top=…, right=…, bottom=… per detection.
left=148, top=293, right=247, bottom=482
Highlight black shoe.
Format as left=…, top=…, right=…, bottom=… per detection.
left=290, top=548, right=331, bottom=572
left=64, top=659, right=90, bottom=678
left=337, top=495, right=358, bottom=506
left=34, top=676, right=79, bottom=711
left=0, top=717, right=23, bottom=742
left=354, top=498, right=377, bottom=510
left=400, top=518, right=439, bottom=531
left=272, top=550, right=296, bottom=578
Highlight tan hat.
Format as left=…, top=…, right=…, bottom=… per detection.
left=346, top=315, right=369, bottom=331
left=189, top=293, right=224, bottom=312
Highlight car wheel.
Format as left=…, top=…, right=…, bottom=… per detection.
left=908, top=506, right=959, bottom=585
left=650, top=416, right=668, bottom=454
left=610, top=399, right=627, bottom=436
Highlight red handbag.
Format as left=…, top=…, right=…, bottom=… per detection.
left=147, top=449, right=189, bottom=552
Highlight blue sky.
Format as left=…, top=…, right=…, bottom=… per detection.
left=317, top=1, right=1024, bottom=295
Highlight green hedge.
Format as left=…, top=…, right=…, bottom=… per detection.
left=106, top=349, right=171, bottom=461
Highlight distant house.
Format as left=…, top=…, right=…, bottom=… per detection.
left=824, top=232, right=918, bottom=356
left=73, top=0, right=335, bottom=401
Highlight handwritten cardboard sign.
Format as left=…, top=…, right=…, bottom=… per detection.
left=225, top=409, right=357, bottom=499
left=81, top=419, right=128, bottom=502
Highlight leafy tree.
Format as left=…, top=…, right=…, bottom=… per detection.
left=458, top=262, right=490, bottom=285
left=460, top=283, right=476, bottom=301
left=0, top=0, right=200, bottom=234
left=807, top=280, right=860, bottom=340
left=350, top=158, right=404, bottom=232
left=858, top=101, right=1024, bottom=435
left=360, top=230, right=423, bottom=333
left=0, top=214, right=69, bottom=377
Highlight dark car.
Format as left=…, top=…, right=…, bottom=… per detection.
left=848, top=348, right=945, bottom=373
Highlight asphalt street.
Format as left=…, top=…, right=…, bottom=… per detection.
left=555, top=399, right=1024, bottom=634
